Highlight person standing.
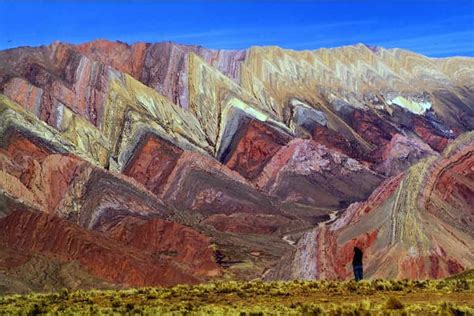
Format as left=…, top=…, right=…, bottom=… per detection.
left=352, top=247, right=363, bottom=281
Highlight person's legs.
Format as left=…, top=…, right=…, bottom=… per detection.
left=353, top=266, right=363, bottom=281
left=358, top=266, right=363, bottom=280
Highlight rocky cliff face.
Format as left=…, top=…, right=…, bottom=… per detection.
left=0, top=40, right=472, bottom=291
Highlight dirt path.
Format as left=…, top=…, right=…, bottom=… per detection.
left=282, top=209, right=340, bottom=246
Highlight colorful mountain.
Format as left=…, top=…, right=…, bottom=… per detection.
left=0, top=40, right=472, bottom=292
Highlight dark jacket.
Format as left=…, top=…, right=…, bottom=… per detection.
left=352, top=247, right=363, bottom=266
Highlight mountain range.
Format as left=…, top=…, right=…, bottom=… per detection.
left=0, top=39, right=472, bottom=293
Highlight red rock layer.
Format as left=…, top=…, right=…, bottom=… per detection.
left=0, top=130, right=84, bottom=212
left=312, top=126, right=369, bottom=163
left=348, top=109, right=398, bottom=154
left=0, top=209, right=203, bottom=287
left=123, top=134, right=184, bottom=195
left=76, top=40, right=149, bottom=79
left=413, top=117, right=450, bottom=152
left=96, top=216, right=220, bottom=276
left=316, top=228, right=380, bottom=279
left=2, top=78, right=43, bottom=115
left=225, top=120, right=291, bottom=180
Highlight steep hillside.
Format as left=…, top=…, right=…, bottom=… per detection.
left=266, top=132, right=474, bottom=280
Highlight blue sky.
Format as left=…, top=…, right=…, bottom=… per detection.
left=0, top=1, right=473, bottom=57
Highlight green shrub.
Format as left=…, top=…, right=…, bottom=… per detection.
left=125, top=302, right=134, bottom=311
left=111, top=299, right=121, bottom=308
left=299, top=303, right=324, bottom=315
left=391, top=283, right=404, bottom=291
left=453, top=280, right=470, bottom=292
left=59, top=288, right=69, bottom=300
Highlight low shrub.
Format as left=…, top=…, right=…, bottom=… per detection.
left=385, top=296, right=404, bottom=310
